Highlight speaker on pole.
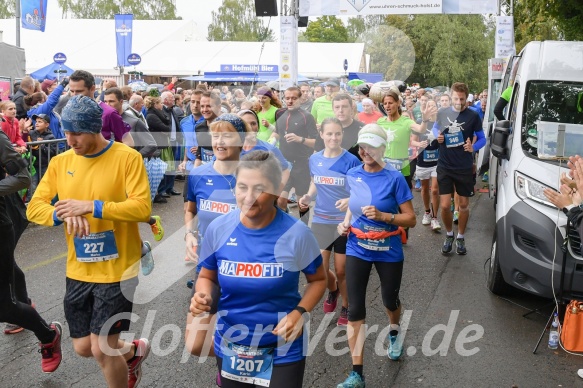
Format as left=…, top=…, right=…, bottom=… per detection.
left=298, top=16, right=308, bottom=27
left=255, top=0, right=278, bottom=17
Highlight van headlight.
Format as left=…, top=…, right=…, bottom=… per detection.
left=515, top=172, right=555, bottom=208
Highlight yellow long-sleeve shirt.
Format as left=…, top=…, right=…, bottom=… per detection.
left=27, top=141, right=152, bottom=283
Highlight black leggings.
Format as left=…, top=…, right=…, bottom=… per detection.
left=346, top=256, right=403, bottom=322
left=216, top=357, right=305, bottom=388
left=0, top=224, right=55, bottom=343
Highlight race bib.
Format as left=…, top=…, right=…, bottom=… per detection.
left=221, top=340, right=274, bottom=387
left=385, top=158, right=405, bottom=171
left=74, top=230, right=119, bottom=262
left=355, top=224, right=392, bottom=252
left=445, top=132, right=464, bottom=148
left=201, top=148, right=214, bottom=165
left=423, top=149, right=439, bottom=162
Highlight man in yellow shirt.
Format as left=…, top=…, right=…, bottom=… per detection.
left=27, top=96, right=152, bottom=388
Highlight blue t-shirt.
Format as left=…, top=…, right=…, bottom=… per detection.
left=187, top=162, right=237, bottom=270
left=432, top=107, right=483, bottom=170
left=309, top=150, right=361, bottom=224
left=200, top=209, right=323, bottom=364
left=346, top=165, right=414, bottom=262
left=180, top=115, right=204, bottom=171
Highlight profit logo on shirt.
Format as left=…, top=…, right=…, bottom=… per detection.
left=219, top=260, right=284, bottom=278
left=199, top=199, right=237, bottom=214
left=313, top=175, right=345, bottom=186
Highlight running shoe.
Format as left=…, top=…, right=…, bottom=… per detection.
left=422, top=212, right=432, bottom=225
left=442, top=235, right=454, bottom=254
left=287, top=193, right=298, bottom=207
left=337, top=306, right=348, bottom=326
left=450, top=198, right=455, bottom=212
left=388, top=332, right=403, bottom=361
left=453, top=210, right=459, bottom=224
left=430, top=218, right=441, bottom=232
left=337, top=371, right=365, bottom=388
left=482, top=172, right=489, bottom=182
left=186, top=279, right=194, bottom=289
left=150, top=216, right=164, bottom=241
left=128, top=338, right=151, bottom=388
left=216, top=371, right=222, bottom=387
left=39, top=322, right=62, bottom=373
left=323, top=288, right=339, bottom=313
left=4, top=323, right=24, bottom=334
left=455, top=238, right=467, bottom=255
left=414, top=179, right=421, bottom=191
left=141, top=241, right=155, bottom=276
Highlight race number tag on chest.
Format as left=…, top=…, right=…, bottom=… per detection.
left=201, top=148, right=214, bottom=164
left=423, top=149, right=439, bottom=162
left=221, top=341, right=274, bottom=387
left=74, top=230, right=119, bottom=262
left=385, top=158, right=404, bottom=171
left=445, top=132, right=464, bottom=148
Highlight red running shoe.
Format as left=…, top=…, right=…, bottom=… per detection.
left=39, top=322, right=62, bottom=373
left=128, top=338, right=151, bottom=388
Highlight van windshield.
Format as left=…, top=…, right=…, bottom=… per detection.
left=522, top=81, right=583, bottom=161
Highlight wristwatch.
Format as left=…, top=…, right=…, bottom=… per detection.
left=294, top=306, right=309, bottom=317
left=301, top=137, right=306, bottom=144
left=184, top=229, right=198, bottom=241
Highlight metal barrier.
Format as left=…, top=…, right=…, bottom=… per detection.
left=25, top=138, right=69, bottom=175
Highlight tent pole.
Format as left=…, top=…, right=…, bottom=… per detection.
left=15, top=0, right=21, bottom=47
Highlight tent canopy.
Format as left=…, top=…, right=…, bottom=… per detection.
left=185, top=73, right=312, bottom=83
left=30, top=62, right=75, bottom=81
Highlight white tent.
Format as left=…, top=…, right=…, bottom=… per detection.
left=0, top=19, right=367, bottom=79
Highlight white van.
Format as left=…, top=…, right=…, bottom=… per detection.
left=487, top=41, right=583, bottom=298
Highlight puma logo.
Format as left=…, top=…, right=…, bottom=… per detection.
left=67, top=170, right=75, bottom=177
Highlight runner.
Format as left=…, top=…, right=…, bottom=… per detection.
left=256, top=87, right=281, bottom=143
left=184, top=114, right=247, bottom=360
left=190, top=150, right=326, bottom=388
left=432, top=82, right=486, bottom=255
left=377, top=89, right=434, bottom=189
left=336, top=124, right=416, bottom=388
left=299, top=117, right=360, bottom=326
left=0, top=126, right=62, bottom=373
left=412, top=99, right=441, bottom=231
left=26, top=96, right=151, bottom=387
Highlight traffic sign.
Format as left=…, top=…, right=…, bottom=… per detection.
left=343, top=59, right=348, bottom=71
left=127, top=53, right=142, bottom=66
left=53, top=52, right=67, bottom=64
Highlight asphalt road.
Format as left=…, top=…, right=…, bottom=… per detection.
left=3, top=180, right=582, bottom=387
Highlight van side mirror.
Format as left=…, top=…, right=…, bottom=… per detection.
left=491, top=120, right=511, bottom=160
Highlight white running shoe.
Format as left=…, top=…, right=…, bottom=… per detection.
left=431, top=218, right=441, bottom=231
left=422, top=212, right=432, bottom=225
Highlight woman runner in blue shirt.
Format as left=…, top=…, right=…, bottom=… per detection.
left=299, top=117, right=360, bottom=326
left=184, top=114, right=248, bottom=361
left=191, top=151, right=326, bottom=388
left=336, top=124, right=416, bottom=388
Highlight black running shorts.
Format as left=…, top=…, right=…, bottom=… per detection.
left=436, top=166, right=474, bottom=197
left=64, top=277, right=138, bottom=338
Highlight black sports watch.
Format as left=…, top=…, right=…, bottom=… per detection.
left=294, top=306, right=308, bottom=316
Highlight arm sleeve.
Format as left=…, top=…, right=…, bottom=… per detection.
left=306, top=113, right=319, bottom=139
left=472, top=130, right=486, bottom=152
left=26, top=157, right=60, bottom=226
left=93, top=153, right=152, bottom=222
left=107, top=111, right=131, bottom=142
left=493, top=98, right=508, bottom=121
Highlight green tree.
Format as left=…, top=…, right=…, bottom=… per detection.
left=57, top=0, right=179, bottom=19
left=346, top=15, right=387, bottom=43
left=0, top=0, right=15, bottom=19
left=207, top=0, right=274, bottom=42
left=304, top=16, right=348, bottom=43
left=513, top=0, right=559, bottom=53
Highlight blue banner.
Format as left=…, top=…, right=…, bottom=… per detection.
left=114, top=14, right=133, bottom=67
left=21, top=0, right=48, bottom=32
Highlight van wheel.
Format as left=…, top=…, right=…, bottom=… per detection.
left=487, top=228, right=510, bottom=295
